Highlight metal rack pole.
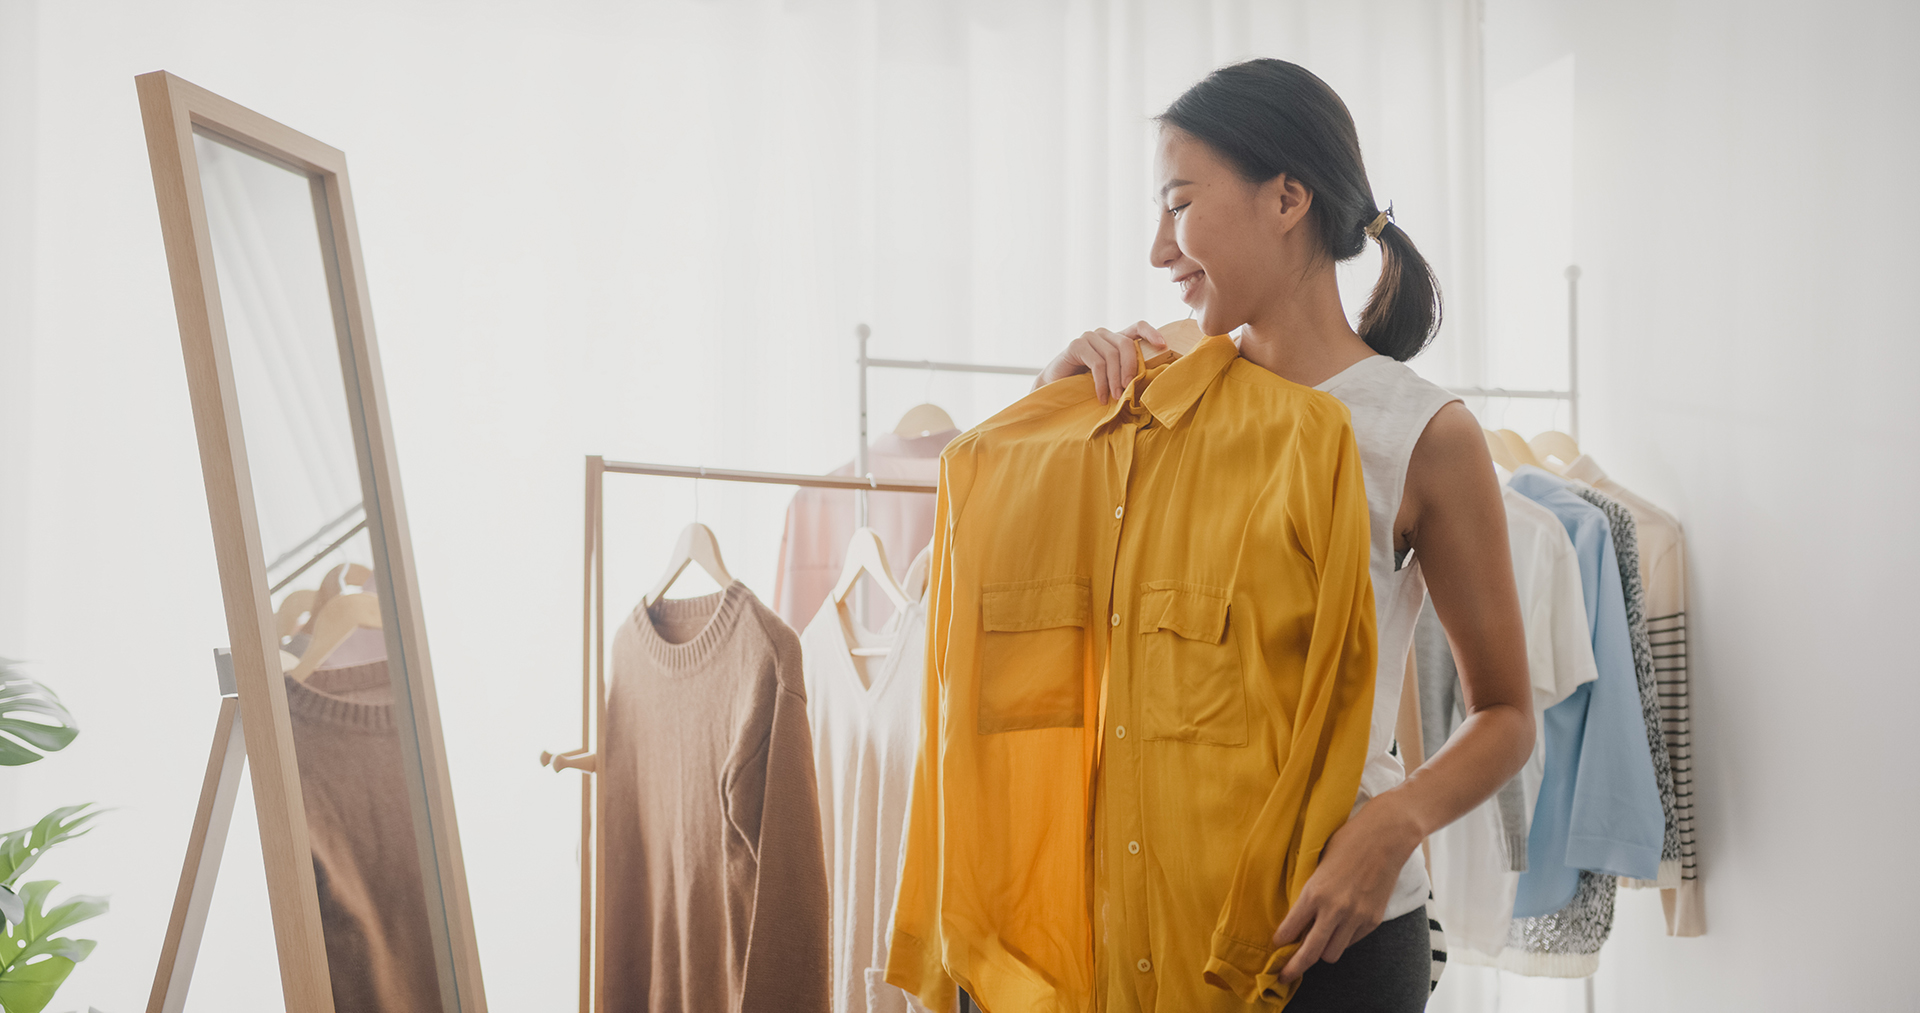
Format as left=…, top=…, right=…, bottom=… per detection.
left=1567, top=264, right=1582, bottom=443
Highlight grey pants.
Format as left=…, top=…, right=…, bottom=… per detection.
left=1285, top=905, right=1433, bottom=1013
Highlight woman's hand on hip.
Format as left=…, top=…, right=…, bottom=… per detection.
left=1270, top=795, right=1423, bottom=982
left=1034, top=322, right=1168, bottom=402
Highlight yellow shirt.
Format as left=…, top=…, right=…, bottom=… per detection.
left=887, top=334, right=1378, bottom=1011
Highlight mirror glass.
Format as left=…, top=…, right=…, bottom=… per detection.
left=193, top=130, right=451, bottom=1013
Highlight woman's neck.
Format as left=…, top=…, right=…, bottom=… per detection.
left=1234, top=262, right=1376, bottom=388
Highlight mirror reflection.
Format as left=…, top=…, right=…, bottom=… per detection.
left=193, top=131, right=445, bottom=1013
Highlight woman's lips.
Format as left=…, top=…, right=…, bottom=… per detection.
left=1177, top=270, right=1205, bottom=303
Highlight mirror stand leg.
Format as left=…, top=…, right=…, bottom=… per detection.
left=146, top=650, right=249, bottom=1013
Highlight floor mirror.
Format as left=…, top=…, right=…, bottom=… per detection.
left=135, top=70, right=485, bottom=1013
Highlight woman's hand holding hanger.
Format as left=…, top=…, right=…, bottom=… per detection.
left=1034, top=321, right=1170, bottom=403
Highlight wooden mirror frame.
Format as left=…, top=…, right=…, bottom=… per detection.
left=135, top=70, right=486, bottom=1013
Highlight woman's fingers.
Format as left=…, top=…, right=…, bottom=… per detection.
left=1096, top=329, right=1137, bottom=398
left=1075, top=337, right=1121, bottom=404
left=1318, top=918, right=1362, bottom=965
left=1272, top=893, right=1316, bottom=948
left=1124, top=319, right=1168, bottom=349
left=1280, top=911, right=1337, bottom=982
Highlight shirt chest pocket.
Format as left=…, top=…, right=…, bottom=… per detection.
left=977, top=576, right=1089, bottom=733
left=1138, top=581, right=1247, bottom=747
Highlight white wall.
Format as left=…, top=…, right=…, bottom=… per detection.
left=0, top=2, right=1482, bottom=1010
left=1459, top=0, right=1920, bottom=1008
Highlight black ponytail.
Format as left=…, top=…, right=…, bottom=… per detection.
left=1156, top=58, right=1442, bottom=361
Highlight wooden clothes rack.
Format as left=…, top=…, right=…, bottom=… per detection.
left=552, top=328, right=1034, bottom=1012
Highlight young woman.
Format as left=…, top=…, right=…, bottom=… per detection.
left=1035, top=60, right=1536, bottom=1012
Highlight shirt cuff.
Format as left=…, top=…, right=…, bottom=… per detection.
left=885, top=929, right=958, bottom=1013
left=1204, top=931, right=1299, bottom=1007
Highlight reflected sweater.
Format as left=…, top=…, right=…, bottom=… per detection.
left=284, top=663, right=442, bottom=1013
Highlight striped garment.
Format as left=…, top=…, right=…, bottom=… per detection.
left=1562, top=456, right=1703, bottom=937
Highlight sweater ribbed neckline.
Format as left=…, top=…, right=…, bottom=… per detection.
left=284, top=660, right=395, bottom=731
left=626, top=581, right=754, bottom=674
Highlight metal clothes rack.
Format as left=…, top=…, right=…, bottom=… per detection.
left=1450, top=265, right=1583, bottom=439
left=853, top=322, right=1040, bottom=525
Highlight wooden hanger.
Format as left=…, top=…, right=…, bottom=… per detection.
left=1152, top=317, right=1204, bottom=357
left=1484, top=428, right=1521, bottom=471
left=1495, top=429, right=1546, bottom=470
left=289, top=592, right=382, bottom=682
left=830, top=528, right=914, bottom=657
left=1529, top=430, right=1582, bottom=473
left=643, top=523, right=734, bottom=606
left=300, top=562, right=373, bottom=635
left=275, top=588, right=317, bottom=640
left=894, top=404, right=956, bottom=438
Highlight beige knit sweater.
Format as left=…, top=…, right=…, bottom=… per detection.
left=284, top=662, right=442, bottom=1013
left=603, top=581, right=831, bottom=1013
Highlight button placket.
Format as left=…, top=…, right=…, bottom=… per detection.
left=1107, top=416, right=1157, bottom=1012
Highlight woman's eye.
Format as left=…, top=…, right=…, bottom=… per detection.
left=1167, top=203, right=1190, bottom=218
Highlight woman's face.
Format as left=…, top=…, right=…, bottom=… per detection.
left=1150, top=126, right=1309, bottom=337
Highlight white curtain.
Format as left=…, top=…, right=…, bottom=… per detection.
left=626, top=0, right=1488, bottom=462
left=0, top=3, right=1485, bottom=1009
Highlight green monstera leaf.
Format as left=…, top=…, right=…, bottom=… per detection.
left=0, top=807, right=105, bottom=896
left=0, top=880, right=105, bottom=1013
left=0, top=663, right=79, bottom=766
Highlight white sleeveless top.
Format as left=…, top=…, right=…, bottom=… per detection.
left=1315, top=354, right=1462, bottom=922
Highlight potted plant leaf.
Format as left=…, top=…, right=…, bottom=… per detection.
left=0, top=660, right=105, bottom=1013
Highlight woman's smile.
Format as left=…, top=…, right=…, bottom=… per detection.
left=1175, top=268, right=1206, bottom=303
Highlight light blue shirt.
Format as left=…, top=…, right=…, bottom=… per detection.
left=1509, top=467, right=1664, bottom=917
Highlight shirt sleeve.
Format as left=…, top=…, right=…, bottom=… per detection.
left=1562, top=527, right=1665, bottom=882
left=730, top=677, right=834, bottom=1013
left=886, top=451, right=962, bottom=1013
left=1542, top=525, right=1600, bottom=708
left=1203, top=421, right=1379, bottom=1006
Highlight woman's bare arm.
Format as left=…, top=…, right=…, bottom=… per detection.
left=1273, top=402, right=1535, bottom=978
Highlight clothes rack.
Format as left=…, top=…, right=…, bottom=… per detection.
left=854, top=323, right=1039, bottom=526
left=549, top=455, right=937, bottom=1013
left=1449, top=265, right=1582, bottom=440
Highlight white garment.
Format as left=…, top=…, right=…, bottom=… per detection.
left=772, top=431, right=954, bottom=632
left=1433, top=486, right=1598, bottom=959
left=1314, top=354, right=1463, bottom=922
left=802, top=548, right=941, bottom=1013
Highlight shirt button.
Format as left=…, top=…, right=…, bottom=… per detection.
left=1137, top=958, right=1152, bottom=973
left=1128, top=840, right=1141, bottom=855
left=1110, top=613, right=1121, bottom=627
left=1114, top=725, right=1126, bottom=739
left=1114, top=505, right=1124, bottom=519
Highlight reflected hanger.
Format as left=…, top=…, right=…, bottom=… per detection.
left=1529, top=430, right=1582, bottom=473
left=289, top=592, right=382, bottom=682
left=275, top=588, right=317, bottom=640
left=300, top=562, right=373, bottom=635
left=643, top=523, right=734, bottom=606
left=830, top=528, right=914, bottom=658
left=893, top=404, right=956, bottom=438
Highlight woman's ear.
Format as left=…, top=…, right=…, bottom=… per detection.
left=1259, top=173, right=1314, bottom=237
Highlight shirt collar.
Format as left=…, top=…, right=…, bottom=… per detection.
left=1561, top=453, right=1607, bottom=485
left=1088, top=332, right=1241, bottom=437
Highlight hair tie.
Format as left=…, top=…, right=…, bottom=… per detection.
left=1364, top=202, right=1394, bottom=240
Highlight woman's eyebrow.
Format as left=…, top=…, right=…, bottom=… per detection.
left=1158, top=179, right=1193, bottom=199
